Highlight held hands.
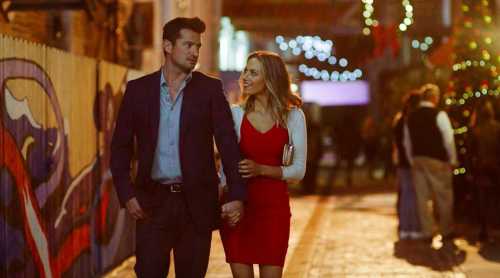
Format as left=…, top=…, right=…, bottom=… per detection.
left=238, top=159, right=261, bottom=178
left=221, top=200, right=244, bottom=227
left=125, top=197, right=148, bottom=220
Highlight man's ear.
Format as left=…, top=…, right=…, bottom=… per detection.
left=163, top=39, right=173, bottom=55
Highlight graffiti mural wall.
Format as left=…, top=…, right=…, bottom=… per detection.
left=1, top=35, right=142, bottom=277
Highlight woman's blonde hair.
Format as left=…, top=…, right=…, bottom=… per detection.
left=241, top=51, right=302, bottom=127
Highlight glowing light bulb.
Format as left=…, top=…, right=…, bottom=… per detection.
left=339, top=58, right=348, bottom=67
left=279, top=43, right=289, bottom=51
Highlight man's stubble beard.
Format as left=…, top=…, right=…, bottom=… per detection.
left=172, top=57, right=196, bottom=73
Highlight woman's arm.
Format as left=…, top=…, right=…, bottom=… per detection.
left=239, top=159, right=283, bottom=179
left=281, top=109, right=307, bottom=181
left=238, top=109, right=307, bottom=181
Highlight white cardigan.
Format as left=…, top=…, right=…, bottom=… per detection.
left=228, top=105, right=307, bottom=181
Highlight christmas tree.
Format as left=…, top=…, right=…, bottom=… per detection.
left=445, top=0, right=499, bottom=176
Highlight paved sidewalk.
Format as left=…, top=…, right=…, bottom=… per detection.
left=104, top=192, right=500, bottom=277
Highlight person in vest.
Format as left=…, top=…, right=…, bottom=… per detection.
left=403, top=83, right=458, bottom=245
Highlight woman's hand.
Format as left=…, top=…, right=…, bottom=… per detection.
left=238, top=159, right=261, bottom=178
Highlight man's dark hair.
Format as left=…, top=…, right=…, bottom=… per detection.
left=162, top=17, right=206, bottom=44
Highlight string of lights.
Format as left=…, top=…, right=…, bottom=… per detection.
left=446, top=0, right=499, bottom=107
left=452, top=59, right=498, bottom=73
left=361, top=0, right=414, bottom=36
left=275, top=35, right=364, bottom=81
left=445, top=88, right=499, bottom=106
left=411, top=36, right=433, bottom=52
left=298, top=64, right=363, bottom=82
left=275, top=35, right=336, bottom=63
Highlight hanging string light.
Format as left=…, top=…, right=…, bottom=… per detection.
left=298, top=64, right=363, bottom=82
left=275, top=35, right=334, bottom=63
left=361, top=0, right=414, bottom=35
left=361, top=0, right=377, bottom=35
left=275, top=35, right=364, bottom=81
left=399, top=0, right=414, bottom=31
left=411, top=36, right=434, bottom=52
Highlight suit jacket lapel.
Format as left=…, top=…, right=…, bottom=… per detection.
left=179, top=77, right=195, bottom=146
left=149, top=70, right=162, bottom=150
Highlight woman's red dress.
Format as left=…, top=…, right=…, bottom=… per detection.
left=220, top=115, right=291, bottom=267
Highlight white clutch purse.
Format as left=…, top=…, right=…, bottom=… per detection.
left=282, top=127, right=294, bottom=166
left=282, top=144, right=294, bottom=166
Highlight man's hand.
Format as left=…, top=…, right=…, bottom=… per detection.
left=126, top=197, right=148, bottom=220
left=221, top=200, right=244, bottom=227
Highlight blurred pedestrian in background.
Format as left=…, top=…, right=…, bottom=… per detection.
left=392, top=90, right=421, bottom=240
left=404, top=83, right=457, bottom=246
left=469, top=100, right=500, bottom=241
left=361, top=115, right=378, bottom=179
left=335, top=115, right=361, bottom=186
left=302, top=102, right=323, bottom=194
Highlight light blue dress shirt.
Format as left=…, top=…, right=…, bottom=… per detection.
left=151, top=70, right=192, bottom=184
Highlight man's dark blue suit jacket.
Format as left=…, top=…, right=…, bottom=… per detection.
left=110, top=70, right=246, bottom=232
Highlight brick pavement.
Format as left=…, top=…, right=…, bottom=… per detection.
left=104, top=192, right=500, bottom=277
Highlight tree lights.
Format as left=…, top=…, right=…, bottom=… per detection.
left=445, top=0, right=499, bottom=176
left=445, top=1, right=499, bottom=108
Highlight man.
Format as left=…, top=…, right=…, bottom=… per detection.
left=404, top=83, right=457, bottom=245
left=110, top=17, right=246, bottom=277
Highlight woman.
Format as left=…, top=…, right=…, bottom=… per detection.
left=469, top=100, right=500, bottom=241
left=220, top=51, right=307, bottom=278
left=392, top=90, right=421, bottom=240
